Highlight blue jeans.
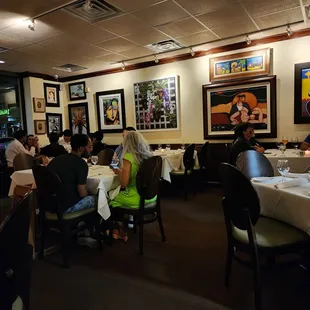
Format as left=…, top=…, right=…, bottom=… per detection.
left=65, top=196, right=96, bottom=213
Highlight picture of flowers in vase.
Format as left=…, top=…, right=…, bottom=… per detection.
left=68, top=102, right=90, bottom=135
left=134, top=76, right=179, bottom=131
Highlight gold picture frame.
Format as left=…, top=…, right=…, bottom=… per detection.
left=34, top=120, right=47, bottom=135
left=33, top=98, right=46, bottom=113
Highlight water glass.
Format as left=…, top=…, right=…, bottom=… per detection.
left=277, top=159, right=290, bottom=182
left=158, top=144, right=162, bottom=151
left=279, top=144, right=286, bottom=156
left=91, top=156, right=98, bottom=165
left=166, top=144, right=171, bottom=151
left=291, top=137, right=299, bottom=152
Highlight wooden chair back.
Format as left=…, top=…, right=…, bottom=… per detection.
left=98, top=148, right=114, bottom=166
left=13, top=154, right=33, bottom=171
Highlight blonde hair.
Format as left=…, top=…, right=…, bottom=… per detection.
left=122, top=131, right=152, bottom=165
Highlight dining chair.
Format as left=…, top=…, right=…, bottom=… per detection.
left=170, top=143, right=196, bottom=200
left=225, top=143, right=232, bottom=164
left=195, top=141, right=209, bottom=192
left=0, top=190, right=34, bottom=310
left=219, top=163, right=310, bottom=310
left=32, top=165, right=101, bottom=268
left=236, top=150, right=274, bottom=179
left=111, top=156, right=165, bottom=255
left=98, top=148, right=114, bottom=166
left=13, top=154, right=33, bottom=171
left=303, top=165, right=310, bottom=173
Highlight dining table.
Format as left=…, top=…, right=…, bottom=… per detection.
left=252, top=176, right=310, bottom=235
left=153, top=149, right=199, bottom=182
left=264, top=149, right=310, bottom=175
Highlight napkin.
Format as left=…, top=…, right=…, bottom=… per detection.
left=274, top=178, right=308, bottom=189
left=286, top=172, right=310, bottom=181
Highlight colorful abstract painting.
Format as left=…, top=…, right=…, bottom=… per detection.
left=301, top=68, right=310, bottom=117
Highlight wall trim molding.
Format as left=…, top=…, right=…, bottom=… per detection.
left=20, top=71, right=58, bottom=82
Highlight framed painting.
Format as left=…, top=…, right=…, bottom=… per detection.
left=202, top=75, right=277, bottom=139
left=209, top=48, right=270, bottom=82
left=68, top=102, right=90, bottom=135
left=95, top=89, right=126, bottom=133
left=33, top=97, right=46, bottom=113
left=68, top=81, right=87, bottom=101
left=46, top=113, right=63, bottom=135
left=44, top=83, right=60, bottom=107
left=34, top=120, right=47, bottom=135
left=133, top=76, right=179, bottom=131
left=294, top=62, right=310, bottom=124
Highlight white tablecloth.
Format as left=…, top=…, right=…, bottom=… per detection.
left=153, top=149, right=199, bottom=182
left=264, top=149, right=310, bottom=175
left=9, top=166, right=120, bottom=220
left=252, top=176, right=310, bottom=235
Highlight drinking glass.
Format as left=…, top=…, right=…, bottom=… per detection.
left=158, top=144, right=162, bottom=151
left=277, top=159, right=290, bottom=182
left=91, top=156, right=98, bottom=165
left=291, top=137, right=299, bottom=152
left=282, top=136, right=288, bottom=145
left=166, top=144, right=171, bottom=151
left=181, top=144, right=186, bottom=150
left=276, top=141, right=283, bottom=151
left=279, top=144, right=286, bottom=156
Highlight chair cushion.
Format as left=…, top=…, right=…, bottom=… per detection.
left=232, top=216, right=309, bottom=248
left=117, top=201, right=157, bottom=210
left=46, top=207, right=96, bottom=221
left=193, top=165, right=200, bottom=170
left=170, top=169, right=192, bottom=175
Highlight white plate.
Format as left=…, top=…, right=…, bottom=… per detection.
left=251, top=177, right=273, bottom=183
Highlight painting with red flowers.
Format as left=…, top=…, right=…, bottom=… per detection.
left=68, top=102, right=90, bottom=135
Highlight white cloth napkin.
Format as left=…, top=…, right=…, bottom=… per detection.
left=286, top=172, right=310, bottom=181
left=274, top=178, right=308, bottom=189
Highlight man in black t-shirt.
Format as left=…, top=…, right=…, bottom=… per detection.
left=40, top=132, right=67, bottom=158
left=92, top=131, right=106, bottom=156
left=48, top=134, right=95, bottom=213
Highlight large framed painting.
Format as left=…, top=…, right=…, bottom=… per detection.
left=202, top=75, right=277, bottom=139
left=294, top=62, right=310, bottom=124
left=46, top=113, right=63, bottom=135
left=68, top=102, right=90, bottom=135
left=209, top=48, right=270, bottom=82
left=133, top=76, right=179, bottom=131
left=68, top=81, right=87, bottom=101
left=44, top=83, right=60, bottom=107
left=95, top=89, right=126, bottom=133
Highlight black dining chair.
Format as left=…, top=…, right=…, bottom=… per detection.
left=13, top=154, right=33, bottom=171
left=170, top=143, right=196, bottom=200
left=236, top=150, right=274, bottom=179
left=111, top=156, right=165, bottom=255
left=98, top=148, right=114, bottom=166
left=32, top=165, right=101, bottom=268
left=219, top=163, right=310, bottom=310
left=225, top=143, right=232, bottom=164
left=196, top=141, right=209, bottom=191
left=0, top=190, right=34, bottom=310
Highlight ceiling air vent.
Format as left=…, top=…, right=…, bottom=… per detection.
left=63, top=0, right=123, bottom=23
left=145, top=40, right=185, bottom=53
left=0, top=46, right=9, bottom=53
left=53, top=64, right=87, bottom=73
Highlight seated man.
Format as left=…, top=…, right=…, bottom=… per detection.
left=230, top=122, right=265, bottom=165
left=40, top=132, right=67, bottom=158
left=114, top=126, right=136, bottom=163
left=48, top=134, right=95, bottom=213
left=92, top=131, right=106, bottom=156
left=59, top=129, right=72, bottom=153
left=300, top=134, right=310, bottom=151
left=5, top=130, right=32, bottom=168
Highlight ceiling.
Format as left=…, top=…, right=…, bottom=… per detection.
left=0, top=0, right=309, bottom=77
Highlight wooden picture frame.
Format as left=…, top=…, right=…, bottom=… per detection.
left=202, top=75, right=277, bottom=139
left=68, top=102, right=90, bottom=135
left=68, top=81, right=87, bottom=101
left=33, top=97, right=46, bottom=113
left=44, top=83, right=60, bottom=107
left=294, top=62, right=310, bottom=124
left=96, top=89, right=126, bottom=133
left=34, top=120, right=47, bottom=135
left=46, top=113, right=63, bottom=135
left=209, top=48, right=270, bottom=82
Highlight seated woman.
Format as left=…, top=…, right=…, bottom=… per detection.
left=110, top=131, right=156, bottom=239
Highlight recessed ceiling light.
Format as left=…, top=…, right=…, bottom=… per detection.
left=0, top=60, right=5, bottom=64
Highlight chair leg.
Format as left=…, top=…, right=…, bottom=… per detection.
left=225, top=244, right=234, bottom=287
left=59, top=222, right=69, bottom=268
left=184, top=174, right=188, bottom=201
left=94, top=215, right=102, bottom=250
left=38, top=215, right=45, bottom=260
left=138, top=216, right=144, bottom=255
left=133, top=216, right=137, bottom=235
left=157, top=212, right=166, bottom=242
left=251, top=246, right=262, bottom=310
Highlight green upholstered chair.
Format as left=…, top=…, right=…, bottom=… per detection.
left=219, top=163, right=310, bottom=310
left=32, top=165, right=101, bottom=268
left=111, top=156, right=165, bottom=255
left=170, top=144, right=195, bottom=200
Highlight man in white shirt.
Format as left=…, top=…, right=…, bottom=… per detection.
left=5, top=130, right=32, bottom=168
left=59, top=129, right=72, bottom=153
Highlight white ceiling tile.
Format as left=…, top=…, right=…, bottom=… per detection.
left=95, top=53, right=127, bottom=63
left=211, top=20, right=258, bottom=38
left=95, top=37, right=139, bottom=52
left=0, top=32, right=31, bottom=49
left=177, top=30, right=218, bottom=46
left=104, top=0, right=163, bottom=12
left=124, top=27, right=170, bottom=45
left=120, top=47, right=153, bottom=58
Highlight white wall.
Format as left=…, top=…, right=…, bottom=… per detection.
left=25, top=35, right=310, bottom=146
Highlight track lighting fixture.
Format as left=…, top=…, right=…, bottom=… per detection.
left=154, top=55, right=159, bottom=63
left=190, top=48, right=195, bottom=56
left=245, top=35, right=251, bottom=45
left=28, top=19, right=35, bottom=31
left=121, top=62, right=126, bottom=70
left=286, top=25, right=293, bottom=36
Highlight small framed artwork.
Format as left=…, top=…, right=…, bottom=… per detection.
left=209, top=48, right=270, bottom=82
left=68, top=102, right=90, bottom=135
left=96, top=89, right=126, bottom=133
left=68, top=81, right=87, bottom=101
left=33, top=97, right=46, bottom=113
left=294, top=62, right=310, bottom=124
left=44, top=83, right=60, bottom=107
left=34, top=120, right=47, bottom=135
left=202, top=75, right=277, bottom=139
left=46, top=113, right=63, bottom=135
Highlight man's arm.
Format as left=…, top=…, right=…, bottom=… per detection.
left=300, top=142, right=310, bottom=150
left=77, top=162, right=88, bottom=197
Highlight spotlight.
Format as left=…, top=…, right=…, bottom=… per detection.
left=245, top=35, right=251, bottom=45
left=154, top=55, right=159, bottom=63
left=286, top=25, right=293, bottom=36
left=0, top=60, right=5, bottom=64
left=121, top=62, right=126, bottom=70
left=28, top=19, right=35, bottom=31
left=190, top=48, right=195, bottom=57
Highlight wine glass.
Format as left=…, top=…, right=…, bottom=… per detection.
left=158, top=144, right=162, bottom=151
left=279, top=144, right=286, bottom=156
left=181, top=144, right=186, bottom=150
left=291, top=137, right=299, bottom=152
left=282, top=136, right=288, bottom=145
left=91, top=156, right=98, bottom=165
left=166, top=144, right=171, bottom=151
left=277, top=159, right=290, bottom=182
